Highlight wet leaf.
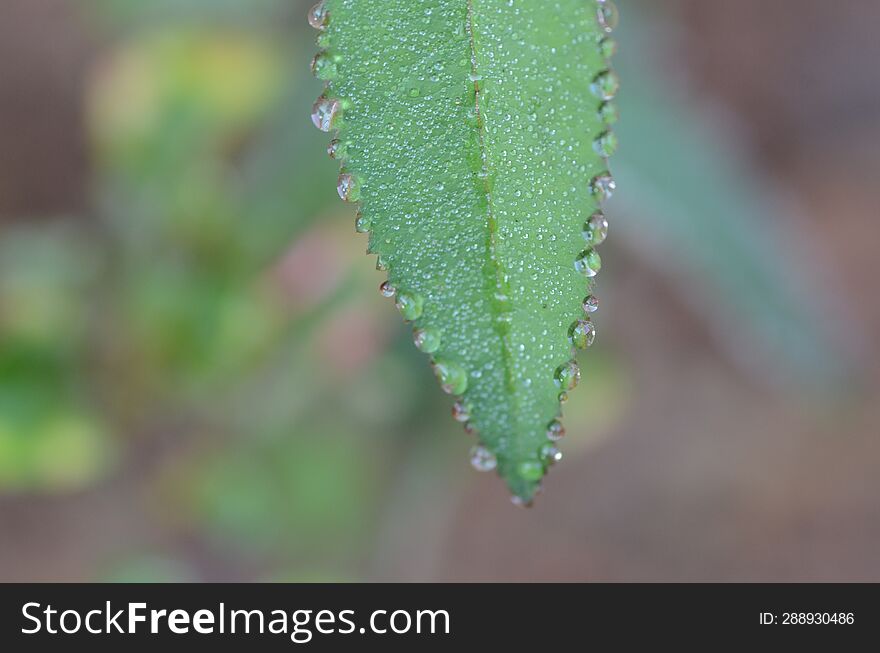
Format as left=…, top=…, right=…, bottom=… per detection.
left=310, top=0, right=619, bottom=501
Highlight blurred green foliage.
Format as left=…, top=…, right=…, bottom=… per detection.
left=0, top=225, right=112, bottom=491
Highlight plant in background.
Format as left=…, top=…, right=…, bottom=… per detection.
left=309, top=0, right=621, bottom=504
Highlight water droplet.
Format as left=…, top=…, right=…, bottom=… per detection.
left=433, top=358, right=468, bottom=395
left=593, top=130, right=618, bottom=157
left=596, top=1, right=619, bottom=34
left=470, top=445, right=496, bottom=472
left=598, top=101, right=619, bottom=125
left=589, top=172, right=616, bottom=201
left=599, top=36, right=618, bottom=59
left=337, top=173, right=360, bottom=202
left=375, top=255, right=388, bottom=271
left=558, top=391, right=569, bottom=404
left=452, top=401, right=470, bottom=423
left=583, top=294, right=599, bottom=313
left=327, top=139, right=348, bottom=160
left=590, top=70, right=620, bottom=101
left=575, top=249, right=602, bottom=278
left=540, top=443, right=563, bottom=465
left=395, top=291, right=424, bottom=321
left=408, top=87, right=420, bottom=98
left=354, top=212, right=371, bottom=233
left=379, top=281, right=396, bottom=298
left=569, top=319, right=596, bottom=349
left=311, top=95, right=340, bottom=132
left=413, top=327, right=441, bottom=353
left=307, top=1, right=329, bottom=30
left=583, top=212, right=609, bottom=246
left=310, top=52, right=337, bottom=80
left=517, top=460, right=544, bottom=482
left=546, top=418, right=566, bottom=441
left=510, top=495, right=534, bottom=508
left=554, top=361, right=580, bottom=391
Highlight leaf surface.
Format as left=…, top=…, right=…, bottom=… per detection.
left=311, top=0, right=617, bottom=501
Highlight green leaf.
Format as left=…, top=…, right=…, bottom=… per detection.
left=310, top=0, right=619, bottom=502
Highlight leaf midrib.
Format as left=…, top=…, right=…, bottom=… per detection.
left=465, top=0, right=522, bottom=442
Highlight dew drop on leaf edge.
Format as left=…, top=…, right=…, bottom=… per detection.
left=575, top=249, right=602, bottom=278
left=540, top=443, right=563, bottom=465
left=327, top=139, right=348, bottom=160
left=599, top=36, right=618, bottom=60
left=395, top=291, right=424, bottom=321
left=413, top=326, right=441, bottom=353
left=554, top=360, right=581, bottom=391
left=590, top=173, right=616, bottom=201
left=354, top=211, right=371, bottom=233
left=311, top=52, right=338, bottom=80
left=470, top=445, right=497, bottom=472
left=569, top=318, right=596, bottom=349
left=583, top=211, right=609, bottom=246
left=307, top=1, right=328, bottom=30
left=311, top=96, right=340, bottom=132
left=583, top=294, right=599, bottom=313
left=452, top=401, right=470, bottom=423
left=337, top=173, right=360, bottom=202
left=597, top=1, right=620, bottom=34
left=379, top=281, right=396, bottom=298
left=433, top=358, right=468, bottom=395
left=590, top=70, right=620, bottom=101
left=593, top=130, right=618, bottom=158
left=546, top=418, right=566, bottom=441
left=598, top=101, right=619, bottom=125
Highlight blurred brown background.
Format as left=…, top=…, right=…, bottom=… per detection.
left=0, top=0, right=878, bottom=581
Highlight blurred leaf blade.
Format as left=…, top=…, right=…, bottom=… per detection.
left=610, top=11, right=859, bottom=391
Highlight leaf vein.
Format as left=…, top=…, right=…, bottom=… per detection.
left=466, top=0, right=519, bottom=414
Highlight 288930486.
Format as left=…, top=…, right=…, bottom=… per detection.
left=759, top=612, right=854, bottom=625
